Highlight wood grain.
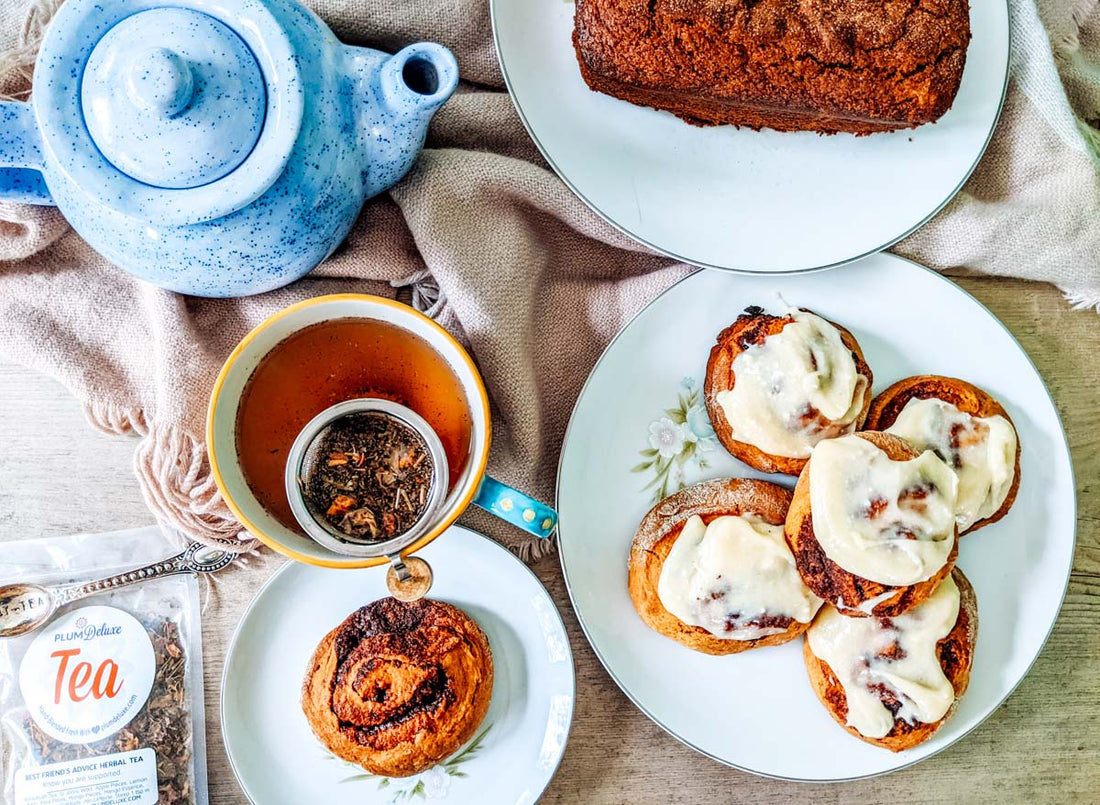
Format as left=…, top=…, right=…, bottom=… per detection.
left=0, top=273, right=1096, bottom=804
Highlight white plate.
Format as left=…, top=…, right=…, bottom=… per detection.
left=491, top=0, right=1009, bottom=273
left=556, top=253, right=1075, bottom=781
left=222, top=527, right=575, bottom=803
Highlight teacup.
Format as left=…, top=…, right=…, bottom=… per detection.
left=207, top=294, right=556, bottom=568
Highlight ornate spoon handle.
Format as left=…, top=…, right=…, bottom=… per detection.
left=53, top=543, right=236, bottom=606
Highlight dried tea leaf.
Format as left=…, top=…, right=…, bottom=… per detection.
left=305, top=413, right=434, bottom=541
left=25, top=619, right=196, bottom=804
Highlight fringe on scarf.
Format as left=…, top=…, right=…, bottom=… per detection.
left=391, top=267, right=446, bottom=318
left=1060, top=282, right=1100, bottom=312
left=83, top=400, right=262, bottom=554
left=512, top=530, right=558, bottom=564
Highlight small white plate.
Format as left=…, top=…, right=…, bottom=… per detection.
left=222, top=527, right=575, bottom=803
left=491, top=0, right=1009, bottom=273
left=556, top=253, right=1075, bottom=780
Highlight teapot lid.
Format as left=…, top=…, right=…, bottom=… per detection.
left=32, top=0, right=303, bottom=226
left=81, top=8, right=266, bottom=189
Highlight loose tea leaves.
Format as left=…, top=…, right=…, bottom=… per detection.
left=304, top=412, right=434, bottom=541
left=25, top=618, right=195, bottom=804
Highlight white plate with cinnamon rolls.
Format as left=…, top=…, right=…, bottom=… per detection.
left=556, top=252, right=1075, bottom=780
left=221, top=526, right=575, bottom=803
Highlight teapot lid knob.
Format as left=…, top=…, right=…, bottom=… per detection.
left=80, top=7, right=265, bottom=190
left=127, top=48, right=194, bottom=117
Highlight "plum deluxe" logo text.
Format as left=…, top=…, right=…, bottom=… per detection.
left=19, top=606, right=155, bottom=743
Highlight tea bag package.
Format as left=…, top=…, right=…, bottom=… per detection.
left=0, top=527, right=209, bottom=805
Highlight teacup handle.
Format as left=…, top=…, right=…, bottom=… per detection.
left=473, top=476, right=557, bottom=538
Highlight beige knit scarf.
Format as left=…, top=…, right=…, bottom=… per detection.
left=0, top=0, right=1097, bottom=563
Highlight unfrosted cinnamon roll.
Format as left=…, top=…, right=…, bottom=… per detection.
left=629, top=478, right=822, bottom=655
left=302, top=597, right=493, bottom=778
left=785, top=431, right=959, bottom=618
left=704, top=307, right=873, bottom=476
left=803, top=567, right=978, bottom=752
left=864, top=375, right=1020, bottom=535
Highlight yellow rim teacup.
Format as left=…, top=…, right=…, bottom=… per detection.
left=206, top=294, right=492, bottom=568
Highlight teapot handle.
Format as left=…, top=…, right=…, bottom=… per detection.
left=472, top=475, right=557, bottom=539
left=0, top=102, right=53, bottom=205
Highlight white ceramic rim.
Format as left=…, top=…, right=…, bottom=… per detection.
left=35, top=0, right=303, bottom=226
left=219, top=525, right=578, bottom=803
left=553, top=257, right=1077, bottom=781
left=489, top=1, right=1011, bottom=274
left=207, top=295, right=491, bottom=569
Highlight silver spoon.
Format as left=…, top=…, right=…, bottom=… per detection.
left=0, top=542, right=235, bottom=638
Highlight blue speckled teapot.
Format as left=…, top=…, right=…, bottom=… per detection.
left=0, top=0, right=458, bottom=297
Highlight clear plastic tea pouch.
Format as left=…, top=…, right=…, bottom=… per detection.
left=0, top=526, right=208, bottom=805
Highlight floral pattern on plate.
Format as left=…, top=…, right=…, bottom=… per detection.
left=335, top=725, right=492, bottom=803
left=632, top=377, right=719, bottom=503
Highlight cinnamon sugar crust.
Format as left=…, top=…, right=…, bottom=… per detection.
left=573, top=0, right=971, bottom=134
left=302, top=598, right=493, bottom=777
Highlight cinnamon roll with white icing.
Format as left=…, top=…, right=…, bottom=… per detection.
left=785, top=431, right=960, bottom=618
left=629, top=478, right=822, bottom=654
left=865, top=375, right=1020, bottom=534
left=803, top=567, right=977, bottom=751
left=704, top=307, right=873, bottom=476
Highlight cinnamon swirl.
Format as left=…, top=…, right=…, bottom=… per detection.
left=864, top=375, right=1020, bottom=535
left=785, top=431, right=960, bottom=618
left=302, top=597, right=493, bottom=777
left=704, top=307, right=873, bottom=476
left=629, top=478, right=823, bottom=654
left=803, top=568, right=978, bottom=752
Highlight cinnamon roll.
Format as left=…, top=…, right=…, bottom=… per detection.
left=301, top=597, right=493, bottom=778
left=704, top=307, right=873, bottom=476
left=785, top=431, right=959, bottom=618
left=865, top=375, right=1020, bottom=535
left=803, top=567, right=978, bottom=752
left=629, top=478, right=823, bottom=655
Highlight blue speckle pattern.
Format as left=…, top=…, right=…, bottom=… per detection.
left=82, top=8, right=266, bottom=189
left=0, top=103, right=51, bottom=203
left=0, top=0, right=459, bottom=298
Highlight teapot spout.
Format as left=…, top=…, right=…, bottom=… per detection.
left=350, top=43, right=459, bottom=199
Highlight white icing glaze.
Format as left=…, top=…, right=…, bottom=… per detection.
left=715, top=310, right=868, bottom=459
left=855, top=588, right=898, bottom=615
left=657, top=514, right=822, bottom=640
left=807, top=575, right=962, bottom=739
left=885, top=397, right=1017, bottom=531
left=809, top=434, right=958, bottom=586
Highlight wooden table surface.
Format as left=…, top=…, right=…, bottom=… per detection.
left=0, top=272, right=1097, bottom=804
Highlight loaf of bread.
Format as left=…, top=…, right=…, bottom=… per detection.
left=573, top=0, right=971, bottom=134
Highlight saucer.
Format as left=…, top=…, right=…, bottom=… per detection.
left=222, top=526, right=575, bottom=803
